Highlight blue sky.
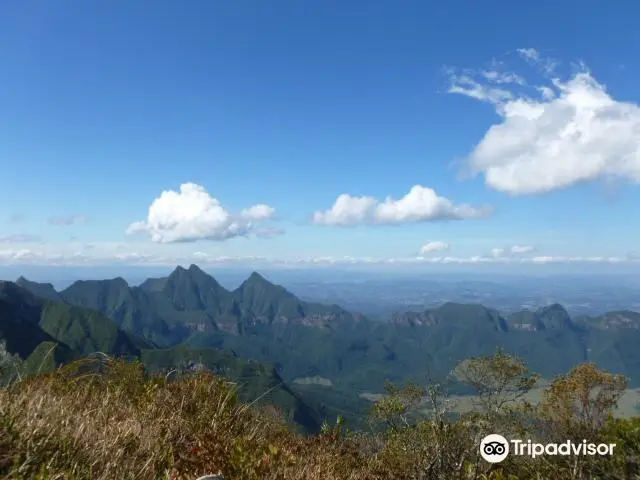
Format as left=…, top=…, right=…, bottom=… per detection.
left=1, top=0, right=639, bottom=271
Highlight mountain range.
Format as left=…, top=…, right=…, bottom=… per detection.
left=6, top=264, right=640, bottom=427
left=0, top=277, right=320, bottom=432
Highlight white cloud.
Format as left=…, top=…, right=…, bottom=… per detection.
left=510, top=245, right=535, bottom=254
left=0, top=244, right=634, bottom=268
left=420, top=241, right=450, bottom=255
left=126, top=183, right=276, bottom=243
left=530, top=256, right=625, bottom=264
left=240, top=204, right=276, bottom=221
left=480, top=70, right=526, bottom=85
left=446, top=49, right=640, bottom=195
left=48, top=214, right=89, bottom=226
left=312, top=194, right=377, bottom=226
left=313, top=185, right=492, bottom=226
left=490, top=245, right=535, bottom=258
left=516, top=48, right=558, bottom=74
left=516, top=48, right=540, bottom=63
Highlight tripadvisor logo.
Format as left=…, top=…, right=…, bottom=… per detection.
left=480, top=434, right=616, bottom=463
left=480, top=434, right=510, bottom=463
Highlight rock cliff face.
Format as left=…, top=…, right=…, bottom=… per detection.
left=391, top=311, right=439, bottom=327
left=597, top=311, right=640, bottom=329
left=390, top=303, right=508, bottom=331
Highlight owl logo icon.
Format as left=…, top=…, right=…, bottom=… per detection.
left=480, top=434, right=510, bottom=463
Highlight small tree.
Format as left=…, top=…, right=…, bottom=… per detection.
left=370, top=381, right=425, bottom=432
left=600, top=416, right=640, bottom=479
left=530, top=363, right=628, bottom=479
left=454, top=348, right=539, bottom=420
left=370, top=379, right=486, bottom=479
left=538, top=362, right=628, bottom=439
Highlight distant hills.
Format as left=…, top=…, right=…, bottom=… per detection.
left=8, top=264, right=640, bottom=427
left=1, top=278, right=321, bottom=432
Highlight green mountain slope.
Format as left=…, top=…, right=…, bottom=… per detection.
left=0, top=282, right=62, bottom=360
left=2, top=279, right=322, bottom=432
left=1, top=281, right=146, bottom=359
left=59, top=277, right=177, bottom=347
left=39, top=301, right=146, bottom=357
left=15, top=276, right=62, bottom=302
left=14, top=266, right=640, bottom=427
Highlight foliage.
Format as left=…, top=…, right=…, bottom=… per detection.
left=537, top=362, right=628, bottom=439
left=454, top=347, right=540, bottom=430
left=1, top=351, right=639, bottom=479
left=141, top=346, right=321, bottom=433
left=371, top=382, right=426, bottom=432
left=8, top=270, right=640, bottom=478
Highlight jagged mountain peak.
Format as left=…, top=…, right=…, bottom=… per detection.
left=0, top=281, right=49, bottom=306
left=111, top=276, right=130, bottom=287
left=187, top=263, right=206, bottom=274
left=236, top=271, right=293, bottom=302
left=537, top=303, right=570, bottom=315
left=242, top=271, right=279, bottom=289
left=0, top=280, right=33, bottom=299
left=231, top=272, right=362, bottom=327
left=247, top=271, right=266, bottom=282
left=167, top=264, right=219, bottom=285
left=168, top=264, right=187, bottom=277
left=159, top=264, right=232, bottom=315
left=535, top=303, right=573, bottom=330
left=169, top=263, right=203, bottom=274
left=14, top=277, right=62, bottom=302
left=16, top=276, right=54, bottom=288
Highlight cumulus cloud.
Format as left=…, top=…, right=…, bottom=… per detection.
left=48, top=215, right=89, bottom=226
left=313, top=185, right=492, bottom=226
left=240, top=204, right=276, bottom=221
left=312, top=194, right=377, bottom=226
left=126, top=183, right=277, bottom=243
left=446, top=48, right=640, bottom=195
left=0, top=234, right=42, bottom=243
left=420, top=241, right=450, bottom=255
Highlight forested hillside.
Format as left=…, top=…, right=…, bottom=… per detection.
left=10, top=265, right=640, bottom=428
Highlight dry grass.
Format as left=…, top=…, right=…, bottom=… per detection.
left=0, top=358, right=391, bottom=480
left=2, top=357, right=638, bottom=480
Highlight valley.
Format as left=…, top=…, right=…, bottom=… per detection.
left=4, top=264, right=640, bottom=430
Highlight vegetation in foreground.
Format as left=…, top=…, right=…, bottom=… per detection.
left=1, top=350, right=640, bottom=479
